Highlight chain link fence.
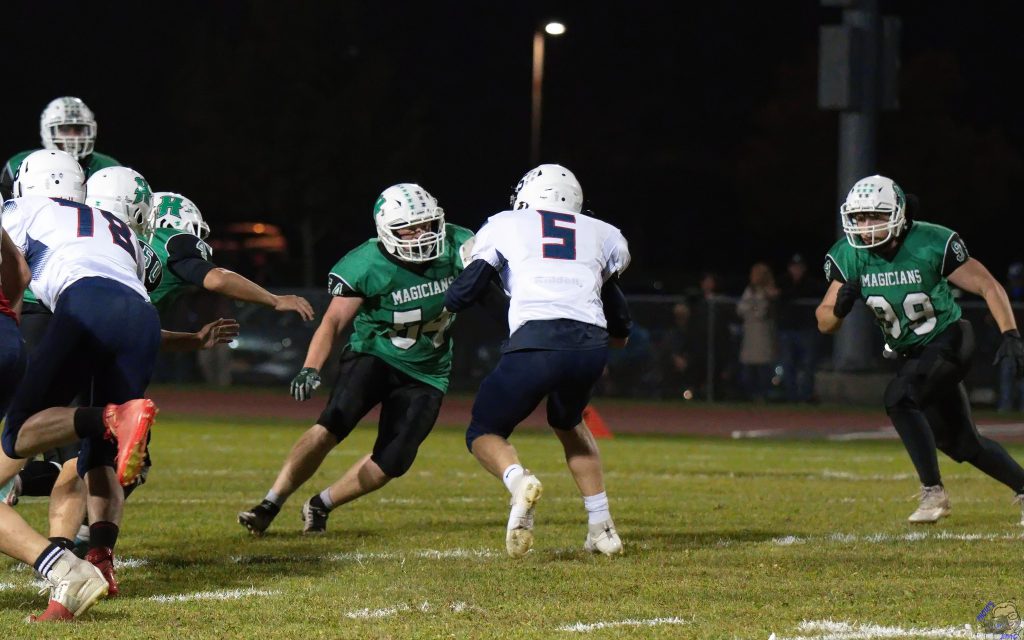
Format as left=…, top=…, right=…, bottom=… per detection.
left=154, top=289, right=1023, bottom=409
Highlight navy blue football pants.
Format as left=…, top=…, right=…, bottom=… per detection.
left=1, top=278, right=161, bottom=477
left=466, top=347, right=608, bottom=451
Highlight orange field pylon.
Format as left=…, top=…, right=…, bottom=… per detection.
left=582, top=405, right=613, bottom=439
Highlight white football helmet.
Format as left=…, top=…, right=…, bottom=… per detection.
left=40, top=97, right=97, bottom=160
left=373, top=183, right=445, bottom=263
left=152, top=191, right=210, bottom=240
left=86, top=167, right=154, bottom=235
left=510, top=163, right=583, bottom=213
left=13, top=149, right=86, bottom=202
left=840, top=175, right=907, bottom=249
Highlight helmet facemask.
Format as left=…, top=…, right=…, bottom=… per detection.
left=840, top=176, right=907, bottom=249
left=152, top=192, right=210, bottom=240
left=374, top=184, right=446, bottom=263
left=40, top=98, right=97, bottom=161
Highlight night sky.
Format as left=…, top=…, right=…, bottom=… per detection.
left=5, top=1, right=1023, bottom=294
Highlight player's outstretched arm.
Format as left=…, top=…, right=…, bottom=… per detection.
left=290, top=295, right=363, bottom=401
left=202, top=268, right=315, bottom=321
left=815, top=280, right=848, bottom=334
left=948, top=258, right=1018, bottom=333
left=948, top=258, right=1023, bottom=376
left=160, top=318, right=241, bottom=352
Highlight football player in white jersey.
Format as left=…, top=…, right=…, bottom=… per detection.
left=0, top=150, right=133, bottom=621
left=444, top=164, right=632, bottom=558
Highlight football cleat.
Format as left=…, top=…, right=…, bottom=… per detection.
left=238, top=500, right=278, bottom=536
left=29, top=551, right=108, bottom=622
left=506, top=473, right=543, bottom=558
left=103, top=399, right=157, bottom=487
left=84, top=547, right=119, bottom=597
left=301, top=498, right=329, bottom=534
left=908, top=485, right=951, bottom=524
left=584, top=519, right=624, bottom=556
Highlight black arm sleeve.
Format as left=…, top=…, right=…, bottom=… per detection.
left=166, top=234, right=216, bottom=287
left=601, top=275, right=632, bottom=339
left=477, top=275, right=511, bottom=324
left=444, top=259, right=499, bottom=312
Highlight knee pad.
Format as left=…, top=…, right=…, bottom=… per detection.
left=371, top=444, right=416, bottom=479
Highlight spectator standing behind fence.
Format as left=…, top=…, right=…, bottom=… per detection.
left=691, top=272, right=735, bottom=399
left=776, top=254, right=824, bottom=403
left=660, top=302, right=696, bottom=398
left=999, top=261, right=1024, bottom=412
left=736, top=262, right=779, bottom=402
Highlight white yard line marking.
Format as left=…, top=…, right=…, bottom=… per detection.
left=115, top=557, right=148, bottom=569
left=231, top=548, right=499, bottom=566
left=344, top=601, right=474, bottom=619
left=0, top=582, right=16, bottom=591
left=771, top=531, right=1024, bottom=547
left=820, top=470, right=915, bottom=481
left=771, top=618, right=1006, bottom=639
left=557, top=617, right=689, bottom=633
left=148, top=588, right=279, bottom=603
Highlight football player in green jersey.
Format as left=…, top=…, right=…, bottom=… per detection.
left=145, top=191, right=314, bottom=318
left=239, top=183, right=476, bottom=535
left=817, top=175, right=1024, bottom=524
left=1, top=97, right=119, bottom=200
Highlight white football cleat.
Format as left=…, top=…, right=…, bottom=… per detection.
left=29, top=551, right=108, bottom=622
left=506, top=473, right=542, bottom=558
left=907, top=484, right=951, bottom=524
left=584, top=519, right=624, bottom=556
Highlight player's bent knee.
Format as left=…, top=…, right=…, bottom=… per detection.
left=372, top=451, right=414, bottom=478
left=466, top=420, right=513, bottom=453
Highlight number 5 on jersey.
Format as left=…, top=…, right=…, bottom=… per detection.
left=539, top=210, right=576, bottom=260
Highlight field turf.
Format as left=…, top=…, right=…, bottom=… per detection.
left=2, top=414, right=1022, bottom=639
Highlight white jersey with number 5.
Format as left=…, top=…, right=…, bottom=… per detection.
left=471, top=208, right=630, bottom=335
left=1, top=196, right=148, bottom=310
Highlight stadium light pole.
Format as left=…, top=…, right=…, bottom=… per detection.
left=530, top=21, right=566, bottom=167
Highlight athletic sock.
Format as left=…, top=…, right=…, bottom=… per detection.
left=502, top=464, right=524, bottom=494
left=73, top=408, right=107, bottom=439
left=33, top=543, right=65, bottom=580
left=263, top=491, right=285, bottom=512
left=583, top=492, right=612, bottom=525
left=89, top=521, right=119, bottom=551
left=312, top=489, right=334, bottom=511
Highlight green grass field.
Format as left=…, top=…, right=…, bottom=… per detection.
left=2, top=415, right=1023, bottom=639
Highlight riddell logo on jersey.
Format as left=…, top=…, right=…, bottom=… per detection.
left=391, top=276, right=455, bottom=305
left=860, top=269, right=922, bottom=288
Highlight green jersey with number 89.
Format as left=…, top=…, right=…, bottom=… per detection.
left=327, top=223, right=475, bottom=391
left=824, top=221, right=969, bottom=353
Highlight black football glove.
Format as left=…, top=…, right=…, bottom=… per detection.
left=993, top=329, right=1024, bottom=378
left=290, top=367, right=322, bottom=401
left=832, top=280, right=862, bottom=319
